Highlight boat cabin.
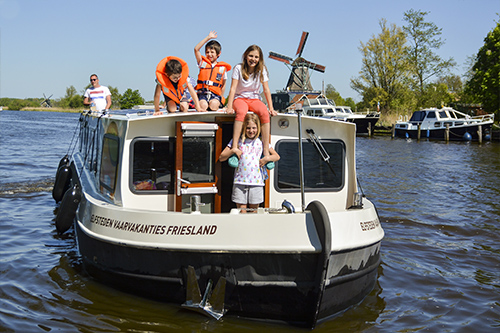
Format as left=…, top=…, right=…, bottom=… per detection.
left=79, top=110, right=356, bottom=215
left=398, top=107, right=494, bottom=130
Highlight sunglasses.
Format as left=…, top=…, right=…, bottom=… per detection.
left=91, top=78, right=98, bottom=82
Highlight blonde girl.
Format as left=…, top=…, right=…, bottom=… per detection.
left=219, top=113, right=280, bottom=213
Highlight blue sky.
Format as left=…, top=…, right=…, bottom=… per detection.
left=0, top=0, right=498, bottom=102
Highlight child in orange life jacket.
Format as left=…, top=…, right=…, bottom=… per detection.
left=226, top=45, right=277, bottom=161
left=194, top=31, right=232, bottom=111
left=153, top=56, right=202, bottom=114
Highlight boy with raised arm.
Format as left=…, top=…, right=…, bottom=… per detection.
left=194, top=31, right=232, bottom=111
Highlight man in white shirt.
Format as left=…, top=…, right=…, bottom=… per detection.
left=83, top=74, right=112, bottom=111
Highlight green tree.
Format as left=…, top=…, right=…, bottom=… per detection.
left=403, top=9, right=455, bottom=107
left=350, top=19, right=410, bottom=113
left=60, top=85, right=83, bottom=108
left=420, top=82, right=453, bottom=108
left=324, top=84, right=346, bottom=105
left=464, top=18, right=500, bottom=117
left=119, top=89, right=144, bottom=109
left=108, top=86, right=121, bottom=109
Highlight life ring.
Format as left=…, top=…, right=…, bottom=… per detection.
left=53, top=156, right=72, bottom=202
left=55, top=184, right=81, bottom=234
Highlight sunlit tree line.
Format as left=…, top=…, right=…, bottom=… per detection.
left=0, top=85, right=144, bottom=110
left=347, top=9, right=499, bottom=119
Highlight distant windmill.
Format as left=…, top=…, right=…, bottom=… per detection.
left=269, top=31, right=325, bottom=92
left=41, top=93, right=53, bottom=108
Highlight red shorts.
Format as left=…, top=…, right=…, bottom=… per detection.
left=234, top=98, right=270, bottom=123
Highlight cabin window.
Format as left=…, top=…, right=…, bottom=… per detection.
left=439, top=111, right=447, bottom=118
left=427, top=111, right=436, bottom=118
left=130, top=138, right=174, bottom=193
left=409, top=111, right=426, bottom=122
left=182, top=137, right=215, bottom=183
left=275, top=139, right=344, bottom=192
left=100, top=134, right=120, bottom=193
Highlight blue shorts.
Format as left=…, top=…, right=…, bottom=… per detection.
left=198, top=89, right=222, bottom=106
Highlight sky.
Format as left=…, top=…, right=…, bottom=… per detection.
left=0, top=0, right=498, bottom=103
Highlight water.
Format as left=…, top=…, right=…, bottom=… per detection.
left=1, top=110, right=499, bottom=332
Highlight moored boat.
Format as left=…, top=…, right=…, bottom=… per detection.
left=287, top=94, right=380, bottom=135
left=394, top=107, right=494, bottom=141
left=52, top=108, right=384, bottom=328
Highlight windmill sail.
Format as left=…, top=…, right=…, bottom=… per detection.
left=269, top=31, right=325, bottom=92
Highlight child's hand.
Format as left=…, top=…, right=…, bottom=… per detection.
left=225, top=107, right=235, bottom=114
left=259, top=156, right=268, bottom=167
left=208, top=31, right=217, bottom=39
left=269, top=109, right=277, bottom=116
left=231, top=147, right=242, bottom=159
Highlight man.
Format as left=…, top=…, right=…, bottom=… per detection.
left=83, top=74, right=112, bottom=111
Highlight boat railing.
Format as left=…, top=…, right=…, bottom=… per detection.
left=355, top=110, right=380, bottom=116
left=398, top=115, right=410, bottom=122
left=469, top=113, right=495, bottom=122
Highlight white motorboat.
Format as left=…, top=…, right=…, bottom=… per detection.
left=52, top=108, right=384, bottom=328
left=394, top=107, right=494, bottom=141
left=292, top=95, right=380, bottom=134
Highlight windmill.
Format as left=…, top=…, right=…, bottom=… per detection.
left=41, top=93, right=53, bottom=108
left=269, top=31, right=326, bottom=92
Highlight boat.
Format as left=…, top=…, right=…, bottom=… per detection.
left=289, top=94, right=380, bottom=135
left=52, top=107, right=384, bottom=328
left=394, top=107, right=494, bottom=141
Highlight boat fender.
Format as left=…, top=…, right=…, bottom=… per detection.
left=57, top=155, right=69, bottom=169
left=484, top=134, right=491, bottom=140
left=405, top=132, right=409, bottom=139
left=55, top=184, right=81, bottom=234
left=305, top=201, right=332, bottom=328
left=52, top=164, right=72, bottom=202
left=463, top=132, right=472, bottom=141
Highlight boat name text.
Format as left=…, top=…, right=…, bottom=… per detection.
left=359, top=219, right=380, bottom=232
left=90, top=214, right=217, bottom=236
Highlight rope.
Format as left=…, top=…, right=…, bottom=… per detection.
left=65, top=110, right=87, bottom=157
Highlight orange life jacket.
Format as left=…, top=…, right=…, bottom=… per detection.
left=156, top=56, right=189, bottom=104
left=195, top=55, right=231, bottom=96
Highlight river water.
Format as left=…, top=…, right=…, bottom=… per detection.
left=1, top=110, right=499, bottom=332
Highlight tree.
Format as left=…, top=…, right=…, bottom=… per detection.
left=108, top=86, right=121, bottom=109
left=403, top=9, right=456, bottom=107
left=464, top=18, right=500, bottom=116
left=324, top=84, right=346, bottom=105
left=350, top=19, right=410, bottom=113
left=60, top=85, right=83, bottom=109
left=119, top=89, right=144, bottom=109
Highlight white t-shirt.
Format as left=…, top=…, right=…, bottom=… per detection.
left=232, top=64, right=269, bottom=100
left=228, top=137, right=267, bottom=186
left=84, top=85, right=111, bottom=111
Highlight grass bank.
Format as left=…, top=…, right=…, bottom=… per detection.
left=19, top=107, right=84, bottom=113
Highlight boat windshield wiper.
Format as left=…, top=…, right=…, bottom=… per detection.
left=305, top=129, right=336, bottom=177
